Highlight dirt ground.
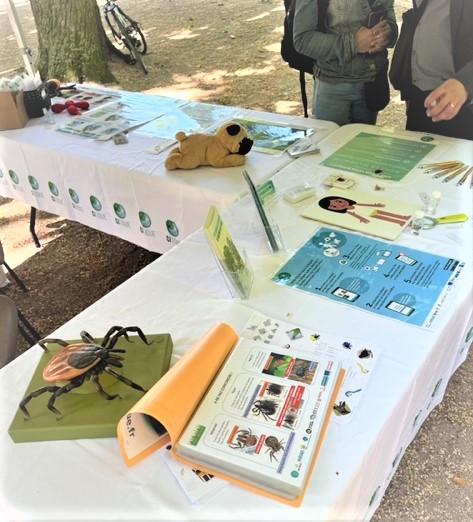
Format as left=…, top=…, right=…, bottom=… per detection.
left=1, top=1, right=472, bottom=521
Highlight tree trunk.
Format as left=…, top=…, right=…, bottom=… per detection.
left=30, top=0, right=115, bottom=83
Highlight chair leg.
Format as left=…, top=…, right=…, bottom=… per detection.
left=30, top=207, right=41, bottom=248
left=0, top=288, right=40, bottom=346
left=17, top=308, right=41, bottom=343
left=18, top=323, right=39, bottom=347
left=2, top=261, right=28, bottom=292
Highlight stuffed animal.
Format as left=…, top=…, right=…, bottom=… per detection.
left=165, top=121, right=253, bottom=170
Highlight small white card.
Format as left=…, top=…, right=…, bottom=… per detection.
left=159, top=444, right=228, bottom=504
left=286, top=138, right=320, bottom=158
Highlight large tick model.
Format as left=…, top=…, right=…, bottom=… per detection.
left=19, top=326, right=151, bottom=419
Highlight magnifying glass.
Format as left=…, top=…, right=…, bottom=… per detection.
left=422, top=213, right=469, bottom=229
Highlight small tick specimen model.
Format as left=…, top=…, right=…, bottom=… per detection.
left=19, top=326, right=152, bottom=419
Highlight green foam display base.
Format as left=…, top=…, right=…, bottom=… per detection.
left=9, top=333, right=172, bottom=443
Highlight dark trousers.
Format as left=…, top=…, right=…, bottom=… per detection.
left=405, top=85, right=473, bottom=141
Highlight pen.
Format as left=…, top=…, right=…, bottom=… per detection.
left=442, top=164, right=469, bottom=183
left=432, top=165, right=462, bottom=179
left=424, top=161, right=463, bottom=174
left=424, top=164, right=461, bottom=174
left=456, top=166, right=473, bottom=186
left=419, top=161, right=462, bottom=171
left=242, top=169, right=280, bottom=252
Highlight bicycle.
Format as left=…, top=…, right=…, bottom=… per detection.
left=102, top=0, right=148, bottom=74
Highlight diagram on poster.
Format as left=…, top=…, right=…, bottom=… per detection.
left=271, top=227, right=464, bottom=328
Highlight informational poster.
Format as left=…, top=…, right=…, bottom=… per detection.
left=272, top=227, right=464, bottom=328
left=59, top=87, right=121, bottom=108
left=302, top=188, right=420, bottom=241
left=137, top=101, right=239, bottom=139
left=58, top=100, right=163, bottom=140
left=321, top=132, right=436, bottom=181
left=233, top=117, right=314, bottom=154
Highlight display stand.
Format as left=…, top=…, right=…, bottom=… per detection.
left=262, top=223, right=285, bottom=254
left=209, top=247, right=254, bottom=300
left=242, top=170, right=285, bottom=254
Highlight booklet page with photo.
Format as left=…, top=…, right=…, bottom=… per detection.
left=117, top=323, right=344, bottom=506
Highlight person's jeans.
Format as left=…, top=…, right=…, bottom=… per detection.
left=313, top=79, right=378, bottom=126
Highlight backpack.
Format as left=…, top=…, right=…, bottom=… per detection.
left=280, top=0, right=330, bottom=117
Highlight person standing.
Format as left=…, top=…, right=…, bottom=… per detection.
left=405, top=0, right=473, bottom=140
left=293, top=0, right=397, bottom=126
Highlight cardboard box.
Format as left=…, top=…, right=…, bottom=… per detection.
left=0, top=90, right=29, bottom=131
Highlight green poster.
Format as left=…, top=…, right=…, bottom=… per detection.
left=322, top=132, right=436, bottom=181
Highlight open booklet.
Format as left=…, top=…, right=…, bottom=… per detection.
left=117, top=323, right=344, bottom=506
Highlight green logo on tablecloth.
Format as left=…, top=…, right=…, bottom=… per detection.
left=275, top=272, right=291, bottom=281
left=113, top=203, right=126, bottom=219
left=90, top=195, right=102, bottom=211
left=8, top=170, right=19, bottom=184
left=369, top=486, right=380, bottom=507
left=466, top=327, right=473, bottom=343
left=431, top=378, right=443, bottom=397
left=68, top=188, right=79, bottom=204
left=28, top=176, right=39, bottom=190
left=48, top=182, right=59, bottom=197
left=139, top=211, right=151, bottom=228
left=166, top=219, right=179, bottom=237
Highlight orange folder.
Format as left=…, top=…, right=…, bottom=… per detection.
left=117, top=323, right=344, bottom=507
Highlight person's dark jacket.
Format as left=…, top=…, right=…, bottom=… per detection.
left=449, top=0, right=473, bottom=111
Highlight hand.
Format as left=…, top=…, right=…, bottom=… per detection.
left=356, top=21, right=391, bottom=54
left=424, top=79, right=469, bottom=122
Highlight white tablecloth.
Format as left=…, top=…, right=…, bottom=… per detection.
left=0, top=87, right=337, bottom=253
left=1, top=124, right=472, bottom=521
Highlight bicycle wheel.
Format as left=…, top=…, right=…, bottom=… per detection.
left=128, top=22, right=147, bottom=55
left=114, top=4, right=147, bottom=55
left=104, top=10, right=123, bottom=48
left=113, top=13, right=148, bottom=74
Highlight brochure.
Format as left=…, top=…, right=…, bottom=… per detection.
left=203, top=205, right=253, bottom=299
left=117, top=323, right=344, bottom=506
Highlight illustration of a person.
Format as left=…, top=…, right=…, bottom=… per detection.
left=318, top=196, right=412, bottom=226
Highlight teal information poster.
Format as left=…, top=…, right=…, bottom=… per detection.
left=321, top=132, right=436, bottom=181
left=272, top=227, right=464, bottom=328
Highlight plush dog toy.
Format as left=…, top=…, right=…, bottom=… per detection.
left=165, top=121, right=253, bottom=170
